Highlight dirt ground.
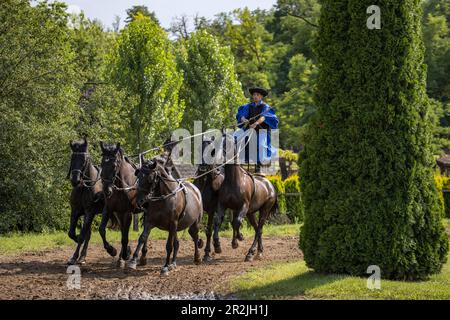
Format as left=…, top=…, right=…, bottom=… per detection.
left=0, top=235, right=302, bottom=300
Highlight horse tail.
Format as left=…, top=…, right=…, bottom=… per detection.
left=269, top=196, right=279, bottom=219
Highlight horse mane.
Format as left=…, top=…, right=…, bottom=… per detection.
left=124, top=156, right=137, bottom=170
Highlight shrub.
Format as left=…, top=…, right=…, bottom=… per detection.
left=284, top=175, right=303, bottom=223
left=299, top=0, right=448, bottom=280
left=267, top=175, right=287, bottom=215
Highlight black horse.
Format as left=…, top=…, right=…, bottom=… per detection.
left=99, top=142, right=143, bottom=267
left=193, top=139, right=225, bottom=262
left=129, top=157, right=204, bottom=276
left=67, top=138, right=118, bottom=265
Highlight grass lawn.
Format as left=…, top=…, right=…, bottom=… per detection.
left=228, top=218, right=450, bottom=300
left=0, top=223, right=300, bottom=255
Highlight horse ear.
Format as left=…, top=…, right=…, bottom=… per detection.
left=100, top=141, right=105, bottom=152
left=69, top=140, right=74, bottom=149
left=83, top=136, right=87, bottom=145
left=140, top=153, right=145, bottom=164
left=115, top=143, right=121, bottom=153
left=150, top=160, right=157, bottom=169
left=134, top=169, right=140, bottom=177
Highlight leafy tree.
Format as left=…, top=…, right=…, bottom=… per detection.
left=125, top=5, right=159, bottom=25
left=278, top=54, right=317, bottom=151
left=108, top=13, right=184, bottom=153
left=0, top=0, right=79, bottom=233
left=299, top=0, right=448, bottom=280
left=176, top=30, right=246, bottom=132
left=223, top=8, right=273, bottom=90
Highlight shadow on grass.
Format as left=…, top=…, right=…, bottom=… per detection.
left=232, top=270, right=346, bottom=300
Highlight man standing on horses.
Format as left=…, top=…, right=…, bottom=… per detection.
left=235, top=87, right=279, bottom=173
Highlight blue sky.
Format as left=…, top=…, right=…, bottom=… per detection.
left=64, top=0, right=277, bottom=30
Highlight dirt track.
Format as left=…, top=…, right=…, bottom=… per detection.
left=0, top=235, right=302, bottom=300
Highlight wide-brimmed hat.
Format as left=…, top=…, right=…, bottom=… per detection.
left=249, top=87, right=269, bottom=97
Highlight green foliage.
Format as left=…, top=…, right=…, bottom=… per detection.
left=299, top=0, right=448, bottom=280
left=422, top=0, right=450, bottom=102
left=175, top=30, right=246, bottom=132
left=284, top=175, right=303, bottom=223
left=223, top=8, right=273, bottom=90
left=267, top=175, right=287, bottom=215
left=108, top=14, right=184, bottom=153
left=0, top=0, right=79, bottom=233
left=125, top=5, right=159, bottom=25
left=278, top=54, right=317, bottom=150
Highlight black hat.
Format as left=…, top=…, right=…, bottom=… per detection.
left=249, top=87, right=269, bottom=97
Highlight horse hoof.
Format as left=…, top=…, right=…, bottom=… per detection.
left=255, top=252, right=263, bottom=260
left=214, top=246, right=222, bottom=254
left=203, top=255, right=212, bottom=263
left=107, top=247, right=117, bottom=257
left=127, top=260, right=137, bottom=270
left=168, top=263, right=177, bottom=271
left=138, top=257, right=147, bottom=266
left=117, top=259, right=126, bottom=269
left=238, top=233, right=244, bottom=241
left=232, top=242, right=239, bottom=249
left=67, top=258, right=77, bottom=266
left=77, top=258, right=86, bottom=265
left=197, top=239, right=204, bottom=249
left=245, top=254, right=254, bottom=262
left=161, top=267, right=170, bottom=276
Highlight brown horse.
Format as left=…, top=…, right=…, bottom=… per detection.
left=129, top=158, right=204, bottom=276
left=215, top=133, right=277, bottom=261
left=193, top=139, right=225, bottom=262
left=67, top=138, right=117, bottom=265
left=100, top=142, right=144, bottom=267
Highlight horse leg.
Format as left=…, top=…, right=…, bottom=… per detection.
left=213, top=204, right=225, bottom=254
left=77, top=220, right=92, bottom=264
left=169, top=234, right=179, bottom=270
left=189, top=221, right=202, bottom=265
left=99, top=206, right=117, bottom=257
left=68, top=210, right=93, bottom=265
left=117, top=212, right=132, bottom=268
left=128, top=213, right=152, bottom=270
left=161, top=223, right=177, bottom=276
left=256, top=205, right=273, bottom=260
left=244, top=211, right=259, bottom=262
left=139, top=235, right=149, bottom=266
left=231, top=205, right=248, bottom=249
left=203, top=210, right=214, bottom=262
left=68, top=208, right=79, bottom=243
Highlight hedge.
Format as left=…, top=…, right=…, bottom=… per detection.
left=299, top=0, right=448, bottom=280
left=284, top=175, right=303, bottom=223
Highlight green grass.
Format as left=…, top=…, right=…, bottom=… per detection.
left=228, top=219, right=450, bottom=300
left=228, top=258, right=450, bottom=300
left=0, top=223, right=300, bottom=255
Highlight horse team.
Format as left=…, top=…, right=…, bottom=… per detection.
left=67, top=136, right=277, bottom=275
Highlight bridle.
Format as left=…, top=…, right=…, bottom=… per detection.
left=68, top=152, right=100, bottom=188
left=101, top=153, right=137, bottom=193
left=138, top=165, right=186, bottom=203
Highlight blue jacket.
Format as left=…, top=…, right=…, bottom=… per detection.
left=236, top=101, right=279, bottom=130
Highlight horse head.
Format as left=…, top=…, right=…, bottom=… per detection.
left=68, top=137, right=89, bottom=187
left=135, top=157, right=159, bottom=208
left=100, top=141, right=123, bottom=198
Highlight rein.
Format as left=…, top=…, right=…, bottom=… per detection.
left=69, top=152, right=101, bottom=189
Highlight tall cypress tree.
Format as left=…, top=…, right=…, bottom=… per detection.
left=299, top=0, right=448, bottom=280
